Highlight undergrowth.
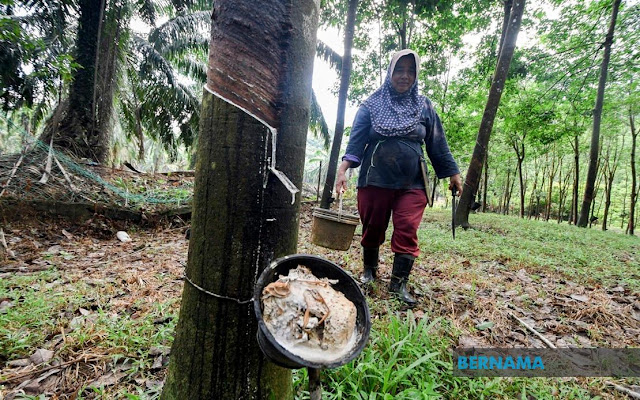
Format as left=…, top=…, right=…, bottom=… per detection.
left=293, top=311, right=598, bottom=399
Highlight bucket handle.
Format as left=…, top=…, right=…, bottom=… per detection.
left=338, top=191, right=344, bottom=222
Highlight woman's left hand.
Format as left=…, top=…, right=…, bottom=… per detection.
left=449, top=174, right=462, bottom=196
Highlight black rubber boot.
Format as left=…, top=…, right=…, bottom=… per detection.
left=361, top=246, right=379, bottom=284
left=389, top=253, right=417, bottom=306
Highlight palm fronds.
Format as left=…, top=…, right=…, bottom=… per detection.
left=317, top=39, right=343, bottom=72
left=310, top=90, right=330, bottom=150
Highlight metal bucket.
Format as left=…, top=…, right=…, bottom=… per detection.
left=253, top=254, right=371, bottom=369
left=310, top=207, right=359, bottom=251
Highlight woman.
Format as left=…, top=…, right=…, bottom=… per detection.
left=335, top=49, right=462, bottom=306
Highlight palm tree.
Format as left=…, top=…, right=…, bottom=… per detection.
left=2, top=0, right=209, bottom=163
left=118, top=10, right=210, bottom=161
left=3, top=0, right=332, bottom=166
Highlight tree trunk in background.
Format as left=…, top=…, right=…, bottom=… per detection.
left=577, top=0, right=621, bottom=227
left=535, top=162, right=546, bottom=220
left=511, top=140, right=526, bottom=219
left=558, top=162, right=572, bottom=223
left=545, top=154, right=557, bottom=221
left=482, top=155, right=488, bottom=212
left=516, top=148, right=525, bottom=218
left=602, top=170, right=613, bottom=231
left=629, top=109, right=637, bottom=235
left=160, top=1, right=318, bottom=398
left=455, top=0, right=525, bottom=228
left=589, top=147, right=604, bottom=228
left=527, top=158, right=539, bottom=219
left=571, top=134, right=579, bottom=225
left=320, top=0, right=358, bottom=209
left=602, top=137, right=620, bottom=231
left=501, top=167, right=512, bottom=214
left=40, top=0, right=121, bottom=163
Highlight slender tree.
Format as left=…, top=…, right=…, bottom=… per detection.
left=320, top=0, right=358, bottom=209
left=160, top=0, right=319, bottom=398
left=455, top=0, right=526, bottom=228
left=629, top=107, right=638, bottom=235
left=577, top=0, right=622, bottom=227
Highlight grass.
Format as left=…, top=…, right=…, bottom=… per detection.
left=2, top=207, right=638, bottom=398
left=0, top=266, right=178, bottom=398
left=293, top=311, right=598, bottom=399
left=0, top=267, right=75, bottom=358
left=418, top=209, right=639, bottom=291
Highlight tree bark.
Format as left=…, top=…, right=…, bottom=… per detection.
left=545, top=153, right=554, bottom=221
left=41, top=0, right=120, bottom=163
left=629, top=109, right=637, bottom=235
left=455, top=0, right=525, bottom=228
left=535, top=161, right=546, bottom=220
left=320, top=0, right=358, bottom=209
left=577, top=0, right=621, bottom=227
left=602, top=136, right=620, bottom=231
left=571, top=133, right=579, bottom=225
left=512, top=140, right=525, bottom=219
left=517, top=154, right=525, bottom=218
left=161, top=1, right=318, bottom=398
left=501, top=167, right=512, bottom=214
left=482, top=154, right=488, bottom=212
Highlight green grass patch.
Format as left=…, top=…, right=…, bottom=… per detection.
left=418, top=209, right=639, bottom=291
left=0, top=268, right=76, bottom=359
left=294, top=312, right=597, bottom=399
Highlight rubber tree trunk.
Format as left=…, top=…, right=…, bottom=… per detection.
left=571, top=134, right=579, bottom=224
left=516, top=147, right=525, bottom=219
left=482, top=155, right=488, bottom=212
left=629, top=109, right=637, bottom=235
left=577, top=0, right=621, bottom=227
left=320, top=0, right=358, bottom=209
left=41, top=0, right=119, bottom=163
left=160, top=1, right=319, bottom=398
left=455, top=0, right=525, bottom=228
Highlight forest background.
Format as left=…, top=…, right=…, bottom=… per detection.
left=1, top=0, right=639, bottom=233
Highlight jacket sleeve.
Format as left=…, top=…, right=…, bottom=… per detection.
left=423, top=101, right=460, bottom=179
left=342, top=105, right=371, bottom=168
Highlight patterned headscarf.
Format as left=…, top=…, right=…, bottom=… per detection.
left=363, top=49, right=425, bottom=137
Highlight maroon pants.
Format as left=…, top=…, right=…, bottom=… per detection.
left=357, top=186, right=427, bottom=257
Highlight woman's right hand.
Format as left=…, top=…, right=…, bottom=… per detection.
left=335, top=160, right=351, bottom=195
left=335, top=171, right=347, bottom=195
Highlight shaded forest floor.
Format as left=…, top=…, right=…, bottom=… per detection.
left=0, top=200, right=639, bottom=399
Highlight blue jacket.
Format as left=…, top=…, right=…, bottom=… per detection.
left=343, top=99, right=459, bottom=189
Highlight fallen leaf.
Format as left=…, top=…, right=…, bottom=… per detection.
left=8, top=358, right=32, bottom=367
left=572, top=320, right=590, bottom=331
left=151, top=355, right=164, bottom=369
left=45, top=245, right=62, bottom=255
left=0, top=299, right=13, bottom=313
left=88, top=371, right=126, bottom=388
left=475, top=321, right=494, bottom=331
left=61, top=229, right=74, bottom=240
left=413, top=310, right=425, bottom=320
left=148, top=346, right=170, bottom=356
left=458, top=335, right=481, bottom=347
left=29, top=348, right=54, bottom=365
left=570, top=294, right=589, bottom=303
left=146, top=380, right=163, bottom=389
left=575, top=334, right=592, bottom=347
left=516, top=269, right=533, bottom=284
left=69, top=316, right=85, bottom=329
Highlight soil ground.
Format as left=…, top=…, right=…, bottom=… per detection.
left=0, top=200, right=638, bottom=399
